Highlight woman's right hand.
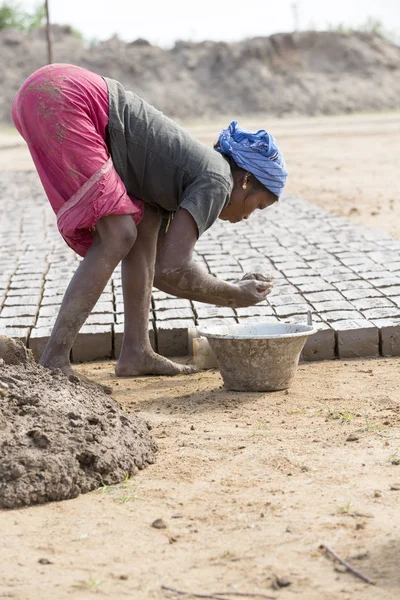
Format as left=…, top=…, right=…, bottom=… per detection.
left=230, top=278, right=273, bottom=307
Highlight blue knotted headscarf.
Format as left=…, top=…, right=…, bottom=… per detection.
left=216, top=121, right=288, bottom=198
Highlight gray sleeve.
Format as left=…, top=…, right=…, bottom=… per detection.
left=179, top=175, right=231, bottom=237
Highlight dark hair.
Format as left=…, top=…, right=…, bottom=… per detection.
left=214, top=141, right=278, bottom=199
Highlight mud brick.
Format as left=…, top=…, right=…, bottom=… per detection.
left=357, top=270, right=393, bottom=280
left=16, top=266, right=47, bottom=275
left=311, top=300, right=353, bottom=312
left=44, top=279, right=68, bottom=290
left=274, top=260, right=308, bottom=271
left=302, top=323, right=335, bottom=361
left=308, top=259, right=342, bottom=269
left=0, top=327, right=30, bottom=344
left=352, top=297, right=395, bottom=311
left=284, top=314, right=322, bottom=325
left=271, top=283, right=298, bottom=295
left=114, top=322, right=155, bottom=359
left=7, top=287, right=42, bottom=297
left=151, top=290, right=176, bottom=301
left=235, top=305, right=275, bottom=318
left=1, top=305, right=38, bottom=319
left=43, top=285, right=67, bottom=297
left=320, top=266, right=355, bottom=277
left=269, top=293, right=306, bottom=306
left=323, top=272, right=360, bottom=284
left=292, top=279, right=335, bottom=293
left=154, top=298, right=193, bottom=310
left=274, top=304, right=312, bottom=318
left=368, top=251, right=400, bottom=264
left=28, top=327, right=52, bottom=360
left=368, top=278, right=400, bottom=288
left=322, top=310, right=363, bottom=322
left=195, top=306, right=237, bottom=319
left=210, top=264, right=243, bottom=273
left=378, top=286, right=400, bottom=297
left=11, top=273, right=44, bottom=283
left=332, top=320, right=379, bottom=358
left=41, top=295, right=64, bottom=306
left=115, top=310, right=153, bottom=324
left=36, top=316, right=56, bottom=329
left=72, top=324, right=113, bottom=362
left=9, top=279, right=40, bottom=290
left=4, top=294, right=41, bottom=306
left=282, top=268, right=317, bottom=279
left=156, top=307, right=194, bottom=321
left=0, top=316, right=35, bottom=328
left=236, top=315, right=279, bottom=325
left=362, top=307, right=400, bottom=320
left=38, top=305, right=60, bottom=318
left=340, top=257, right=375, bottom=268
left=387, top=262, right=400, bottom=272
left=370, top=318, right=400, bottom=357
left=334, top=280, right=373, bottom=291
left=341, top=288, right=383, bottom=301
left=304, top=291, right=344, bottom=303
left=156, top=318, right=195, bottom=357
left=86, top=313, right=114, bottom=326
left=92, top=301, right=114, bottom=314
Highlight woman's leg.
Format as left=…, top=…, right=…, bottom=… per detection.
left=40, top=214, right=137, bottom=374
left=115, top=206, right=196, bottom=376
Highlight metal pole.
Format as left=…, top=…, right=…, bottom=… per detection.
left=45, top=0, right=53, bottom=64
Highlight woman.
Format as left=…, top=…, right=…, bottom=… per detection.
left=11, top=63, right=287, bottom=377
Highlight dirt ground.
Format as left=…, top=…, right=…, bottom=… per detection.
left=0, top=113, right=400, bottom=599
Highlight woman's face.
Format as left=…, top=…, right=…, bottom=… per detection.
left=219, top=176, right=277, bottom=223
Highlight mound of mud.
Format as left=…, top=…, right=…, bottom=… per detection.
left=1, top=27, right=400, bottom=122
left=0, top=336, right=157, bottom=509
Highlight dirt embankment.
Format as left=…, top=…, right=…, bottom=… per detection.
left=1, top=26, right=400, bottom=123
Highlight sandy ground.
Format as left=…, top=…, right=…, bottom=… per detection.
left=1, top=113, right=400, bottom=599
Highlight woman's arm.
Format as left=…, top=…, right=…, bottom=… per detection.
left=154, top=209, right=272, bottom=307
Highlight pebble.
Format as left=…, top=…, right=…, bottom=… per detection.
left=346, top=433, right=359, bottom=442
left=151, top=518, right=167, bottom=529
left=390, top=483, right=400, bottom=491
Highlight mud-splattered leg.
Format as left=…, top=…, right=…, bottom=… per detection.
left=40, top=214, right=137, bottom=375
left=115, top=206, right=196, bottom=377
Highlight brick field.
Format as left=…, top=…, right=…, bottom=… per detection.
left=1, top=171, right=400, bottom=362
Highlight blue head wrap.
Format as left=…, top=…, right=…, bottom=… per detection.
left=216, top=121, right=288, bottom=198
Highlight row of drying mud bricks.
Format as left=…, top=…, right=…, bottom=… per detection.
left=0, top=255, right=400, bottom=363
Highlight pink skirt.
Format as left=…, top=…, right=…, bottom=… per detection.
left=11, top=63, right=144, bottom=257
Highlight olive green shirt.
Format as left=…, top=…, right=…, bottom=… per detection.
left=104, top=77, right=233, bottom=236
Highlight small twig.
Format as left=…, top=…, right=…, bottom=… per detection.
left=161, top=586, right=276, bottom=600
left=162, top=586, right=226, bottom=600
left=215, top=593, right=276, bottom=599
left=320, top=544, right=375, bottom=585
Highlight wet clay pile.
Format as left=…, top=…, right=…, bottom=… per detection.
left=0, top=336, right=157, bottom=509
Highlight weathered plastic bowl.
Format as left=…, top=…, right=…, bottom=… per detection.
left=198, top=322, right=316, bottom=392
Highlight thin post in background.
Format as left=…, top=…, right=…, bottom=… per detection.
left=291, top=1, right=300, bottom=32
left=45, top=0, right=53, bottom=64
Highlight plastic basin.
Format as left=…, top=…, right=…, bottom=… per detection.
left=198, top=322, right=316, bottom=392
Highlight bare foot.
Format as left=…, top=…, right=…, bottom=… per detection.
left=115, top=351, right=197, bottom=377
left=39, top=357, right=74, bottom=377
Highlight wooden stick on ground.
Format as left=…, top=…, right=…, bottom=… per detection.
left=214, top=592, right=276, bottom=599
left=320, top=544, right=375, bottom=585
left=161, top=585, right=276, bottom=600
